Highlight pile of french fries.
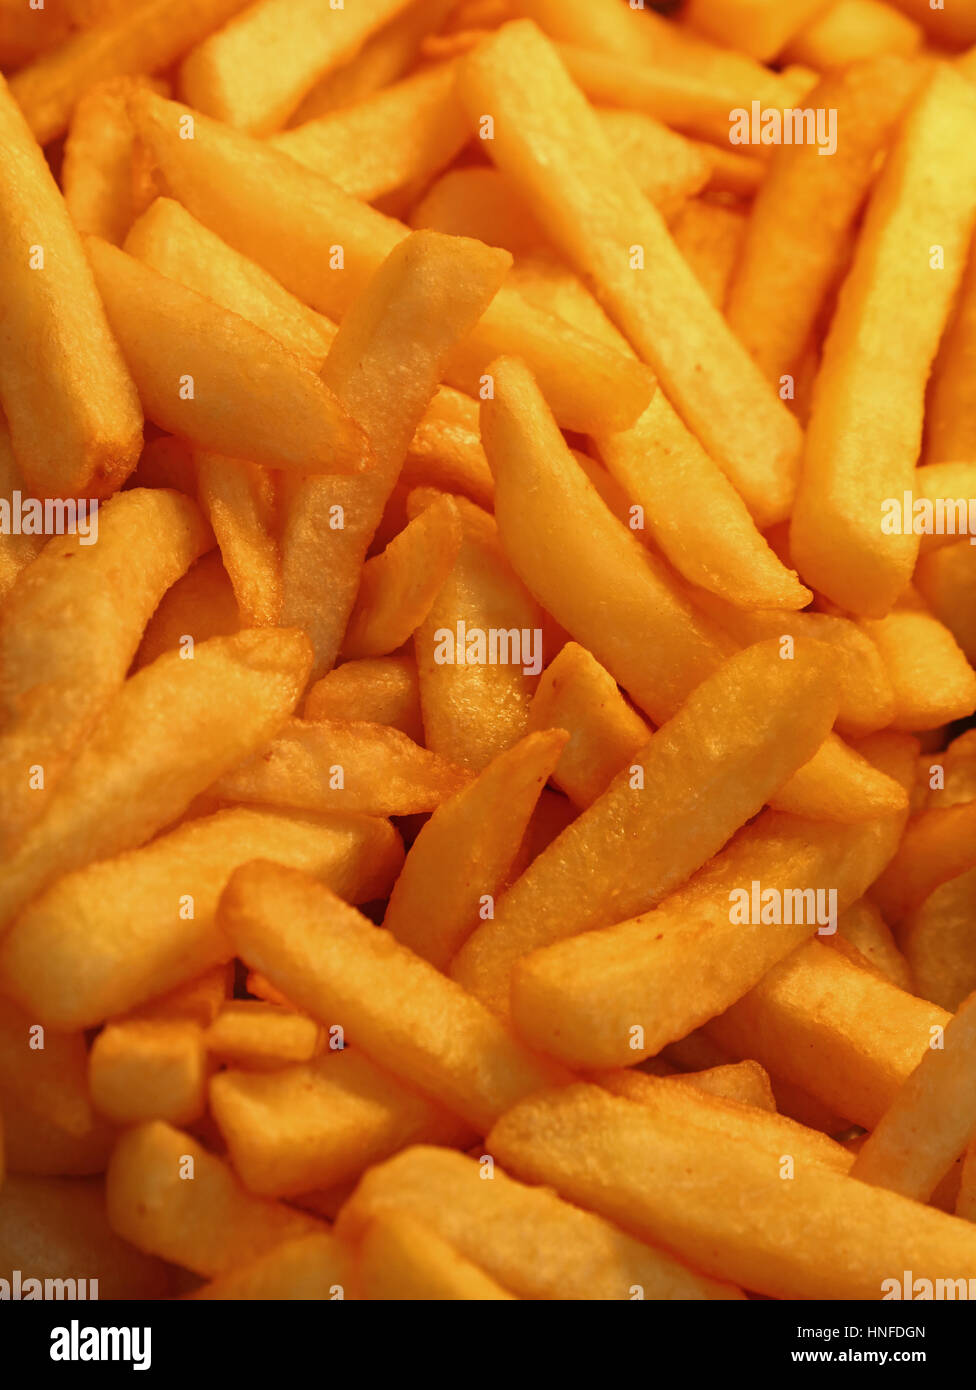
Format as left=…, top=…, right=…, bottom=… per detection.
left=3, top=0, right=976, bottom=1304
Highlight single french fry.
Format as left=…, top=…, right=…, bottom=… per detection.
left=195, top=452, right=279, bottom=628
left=693, top=141, right=765, bottom=197
left=124, top=197, right=337, bottom=370
left=783, top=0, right=924, bottom=69
left=900, top=869, right=976, bottom=1011
left=0, top=806, right=399, bottom=1030
left=280, top=233, right=509, bottom=679
left=850, top=989, right=976, bottom=1200
left=860, top=592, right=976, bottom=730
left=0, top=75, right=143, bottom=499
left=86, top=237, right=368, bottom=475
left=593, top=1068, right=851, bottom=1171
left=765, top=732, right=909, bottom=821
left=915, top=542, right=976, bottom=665
left=523, top=643, right=650, bottom=809
left=219, top=861, right=567, bottom=1133
left=129, top=90, right=654, bottom=436
left=204, top=1002, right=321, bottom=1070
left=684, top=0, right=835, bottom=60
left=209, top=1048, right=473, bottom=1198
left=411, top=490, right=548, bottom=772
left=834, top=897, right=913, bottom=990
left=125, top=965, right=229, bottom=1028
left=134, top=550, right=239, bottom=669
left=211, top=717, right=469, bottom=817
left=453, top=639, right=841, bottom=1019
left=191, top=1233, right=349, bottom=1300
left=708, top=939, right=950, bottom=1128
left=9, top=0, right=252, bottom=144
left=304, top=656, right=423, bottom=742
left=487, top=1083, right=976, bottom=1301
left=691, top=591, right=896, bottom=736
left=62, top=75, right=166, bottom=245
left=479, top=356, right=729, bottom=725
left=0, top=628, right=311, bottom=934
left=0, top=1175, right=175, bottom=1300
left=106, top=1121, right=324, bottom=1276
left=596, top=393, right=813, bottom=613
left=342, top=495, right=462, bottom=659
left=402, top=386, right=494, bottom=509
left=667, top=199, right=746, bottom=308
left=335, top=1145, right=743, bottom=1301
left=88, top=1021, right=207, bottom=1127
left=383, top=730, right=568, bottom=969
left=726, top=58, right=921, bottom=386
left=0, top=997, right=94, bottom=1138
left=872, top=801, right=976, bottom=923
left=179, top=0, right=415, bottom=135
left=510, top=744, right=911, bottom=1067
left=271, top=63, right=469, bottom=203
left=790, top=66, right=976, bottom=616
left=0, top=488, right=209, bottom=849
left=356, top=1213, right=516, bottom=1301
left=666, top=1061, right=777, bottom=1113
left=459, top=22, right=803, bottom=526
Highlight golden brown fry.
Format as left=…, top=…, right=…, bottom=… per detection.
left=195, top=453, right=279, bottom=628
left=356, top=1213, right=516, bottom=1300
left=88, top=1021, right=207, bottom=1127
left=134, top=551, right=239, bottom=669
left=62, top=75, right=166, bottom=245
left=304, top=656, right=423, bottom=741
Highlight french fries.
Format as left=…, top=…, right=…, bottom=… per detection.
left=354, top=1213, right=515, bottom=1301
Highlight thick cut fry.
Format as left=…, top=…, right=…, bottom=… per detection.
left=356, top=1213, right=515, bottom=1301
left=211, top=717, right=469, bottom=817
left=209, top=1049, right=473, bottom=1198
left=281, top=233, right=510, bottom=679
left=480, top=357, right=729, bottom=725
left=129, top=90, right=654, bottom=436
left=0, top=1175, right=175, bottom=1301
left=89, top=1021, right=207, bottom=1126
left=205, top=1002, right=322, bottom=1070
left=9, top=0, right=252, bottom=144
left=125, top=197, right=337, bottom=370
left=915, top=542, right=976, bottom=665
left=86, top=238, right=367, bottom=475
left=860, top=596, right=976, bottom=730
left=0, top=997, right=94, bottom=1138
left=62, top=75, right=165, bottom=245
left=0, top=808, right=398, bottom=1029
left=383, top=730, right=567, bottom=968
left=765, top=732, right=909, bottom=821
left=510, top=746, right=911, bottom=1067
left=0, top=628, right=311, bottom=934
left=596, top=393, right=812, bottom=612
left=708, top=939, right=950, bottom=1128
left=900, top=869, right=976, bottom=1011
left=523, top=644, right=650, bottom=809
left=790, top=67, right=976, bottom=616
left=593, top=1068, right=851, bottom=1171
left=271, top=63, right=469, bottom=203
left=342, top=496, right=462, bottom=659
left=411, top=491, right=548, bottom=771
left=692, top=592, right=896, bottom=736
left=684, top=0, right=834, bottom=60
left=452, top=639, right=841, bottom=1018
left=851, top=990, right=976, bottom=1200
left=134, top=551, right=239, bottom=669
left=783, top=0, right=924, bottom=69
left=191, top=1233, right=349, bottom=1300
left=926, top=234, right=976, bottom=463
left=195, top=452, right=279, bottom=627
left=304, top=657, right=423, bottom=741
left=180, top=0, right=415, bottom=134
left=487, top=1084, right=976, bottom=1301
left=872, top=801, right=976, bottom=922
left=219, top=862, right=567, bottom=1133
left=0, top=76, right=142, bottom=499
left=459, top=22, right=803, bottom=526
left=666, top=1061, right=776, bottom=1112
left=0, top=488, right=209, bottom=849
left=726, top=57, right=920, bottom=383
left=336, top=1145, right=742, bottom=1301
left=106, top=1122, right=323, bottom=1277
